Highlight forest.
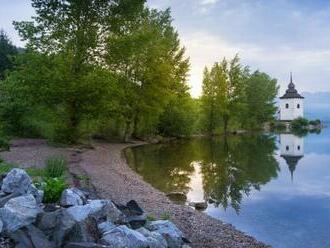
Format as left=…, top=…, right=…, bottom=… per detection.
left=0, top=0, right=279, bottom=144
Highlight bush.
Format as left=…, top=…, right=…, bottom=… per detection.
left=309, top=119, right=321, bottom=126
left=0, top=137, right=10, bottom=151
left=44, top=156, right=67, bottom=178
left=42, top=177, right=67, bottom=203
left=25, top=167, right=45, bottom=178
left=291, top=117, right=309, bottom=130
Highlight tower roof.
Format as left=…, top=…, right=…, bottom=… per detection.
left=280, top=73, right=304, bottom=99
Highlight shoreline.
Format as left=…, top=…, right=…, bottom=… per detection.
left=0, top=139, right=268, bottom=248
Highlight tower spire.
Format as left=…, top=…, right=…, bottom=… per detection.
left=290, top=72, right=293, bottom=84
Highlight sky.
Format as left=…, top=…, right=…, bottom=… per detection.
left=1, top=0, right=330, bottom=97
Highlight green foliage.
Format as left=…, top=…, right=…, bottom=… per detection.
left=158, top=94, right=198, bottom=137
left=160, top=212, right=171, bottom=220
left=146, top=214, right=156, bottom=222
left=0, top=163, right=14, bottom=174
left=201, top=55, right=278, bottom=134
left=42, top=177, right=68, bottom=203
left=0, top=137, right=10, bottom=151
left=291, top=117, right=309, bottom=130
left=309, top=119, right=321, bottom=126
left=0, top=30, right=17, bottom=80
left=25, top=167, right=45, bottom=178
left=243, top=71, right=279, bottom=129
left=44, top=156, right=67, bottom=178
left=2, top=0, right=191, bottom=143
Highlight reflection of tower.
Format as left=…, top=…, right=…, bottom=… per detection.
left=280, top=134, right=304, bottom=181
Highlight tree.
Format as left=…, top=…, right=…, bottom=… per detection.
left=105, top=6, right=190, bottom=139
left=0, top=30, right=17, bottom=80
left=243, top=71, right=279, bottom=129
left=201, top=55, right=248, bottom=134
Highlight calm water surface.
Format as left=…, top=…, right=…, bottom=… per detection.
left=126, top=127, right=330, bottom=248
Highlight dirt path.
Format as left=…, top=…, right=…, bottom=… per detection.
left=78, top=141, right=268, bottom=248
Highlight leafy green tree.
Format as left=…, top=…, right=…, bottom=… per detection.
left=0, top=30, right=17, bottom=80
left=243, top=71, right=279, bottom=129
left=201, top=55, right=248, bottom=134
left=105, top=6, right=190, bottom=139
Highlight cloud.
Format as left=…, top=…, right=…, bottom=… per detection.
left=200, top=0, right=219, bottom=5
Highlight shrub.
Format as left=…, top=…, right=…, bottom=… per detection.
left=44, top=156, right=67, bottom=178
left=42, top=177, right=67, bottom=203
left=0, top=137, right=10, bottom=151
left=309, top=119, right=321, bottom=126
left=291, top=117, right=309, bottom=130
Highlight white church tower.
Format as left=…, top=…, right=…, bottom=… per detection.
left=279, top=73, right=304, bottom=121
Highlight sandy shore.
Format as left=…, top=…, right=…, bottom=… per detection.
left=0, top=139, right=268, bottom=248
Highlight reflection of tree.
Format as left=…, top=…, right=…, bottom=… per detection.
left=126, top=134, right=279, bottom=213
left=125, top=141, right=199, bottom=194
left=200, top=135, right=279, bottom=213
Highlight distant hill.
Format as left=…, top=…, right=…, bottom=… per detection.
left=302, top=92, right=330, bottom=123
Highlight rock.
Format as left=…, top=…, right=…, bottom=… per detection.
left=126, top=200, right=144, bottom=216
left=189, top=201, right=208, bottom=211
left=64, top=216, right=100, bottom=244
left=66, top=200, right=124, bottom=224
left=9, top=225, right=55, bottom=248
left=166, top=192, right=187, bottom=203
left=126, top=214, right=147, bottom=229
left=101, top=225, right=149, bottom=248
left=27, top=184, right=44, bottom=204
left=146, top=220, right=184, bottom=248
left=35, top=209, right=63, bottom=237
left=0, top=194, right=42, bottom=232
left=61, top=188, right=87, bottom=207
left=48, top=200, right=122, bottom=246
left=98, top=221, right=115, bottom=235
left=137, top=227, right=168, bottom=248
left=0, top=191, right=21, bottom=207
left=1, top=168, right=32, bottom=194
left=0, top=219, right=3, bottom=233
left=64, top=242, right=109, bottom=248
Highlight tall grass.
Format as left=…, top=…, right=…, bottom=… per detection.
left=44, top=156, right=67, bottom=178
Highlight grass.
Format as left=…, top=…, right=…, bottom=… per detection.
left=160, top=212, right=171, bottom=220
left=44, top=156, right=67, bottom=178
left=0, top=162, right=14, bottom=174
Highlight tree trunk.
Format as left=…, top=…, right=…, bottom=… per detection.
left=223, top=115, right=229, bottom=135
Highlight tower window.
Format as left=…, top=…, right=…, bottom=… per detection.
left=286, top=103, right=289, bottom=109
left=297, top=104, right=300, bottom=108
left=286, top=146, right=289, bottom=151
left=298, top=145, right=300, bottom=150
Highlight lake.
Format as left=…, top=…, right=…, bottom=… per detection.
left=126, top=126, right=330, bottom=248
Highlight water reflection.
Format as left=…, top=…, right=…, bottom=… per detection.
left=126, top=134, right=280, bottom=212
left=279, top=134, right=304, bottom=181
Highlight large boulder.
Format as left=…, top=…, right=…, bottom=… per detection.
left=46, top=200, right=122, bottom=247
left=60, top=188, right=87, bottom=208
left=137, top=227, right=168, bottom=248
left=9, top=225, right=55, bottom=248
left=146, top=220, right=184, bottom=248
left=101, top=225, right=149, bottom=248
left=0, top=194, right=42, bottom=232
left=66, top=200, right=124, bottom=224
left=1, top=168, right=32, bottom=194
